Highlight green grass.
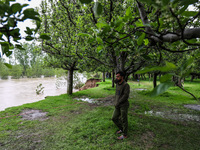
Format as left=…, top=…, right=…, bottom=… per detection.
left=0, top=79, right=200, bottom=149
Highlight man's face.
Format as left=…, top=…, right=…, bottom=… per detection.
left=115, top=73, right=123, bottom=83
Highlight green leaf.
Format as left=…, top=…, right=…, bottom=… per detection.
left=78, top=33, right=92, bottom=38
left=4, top=63, right=12, bottom=69
left=8, top=18, right=15, bottom=27
left=150, top=82, right=173, bottom=96
left=160, top=74, right=172, bottom=83
left=138, top=0, right=156, bottom=5
left=25, top=36, right=34, bottom=41
left=162, top=0, right=170, bottom=6
left=135, top=61, right=177, bottom=74
left=35, top=20, right=41, bottom=33
left=22, top=4, right=29, bottom=8
left=39, top=33, right=51, bottom=40
left=135, top=19, right=144, bottom=27
left=10, top=28, right=20, bottom=37
left=101, top=26, right=111, bottom=35
left=115, top=19, right=123, bottom=28
left=115, top=22, right=124, bottom=31
left=94, top=2, right=102, bottom=16
left=25, top=27, right=33, bottom=35
left=137, top=33, right=145, bottom=46
left=178, top=5, right=188, bottom=14
left=11, top=3, right=21, bottom=13
left=181, top=57, right=194, bottom=71
left=141, top=54, right=151, bottom=60
left=0, top=42, right=9, bottom=47
left=22, top=8, right=40, bottom=21
left=96, top=45, right=103, bottom=53
left=96, top=22, right=108, bottom=29
left=182, top=11, right=198, bottom=17
left=96, top=37, right=103, bottom=44
left=15, top=44, right=25, bottom=50
left=180, top=0, right=198, bottom=6
left=0, top=42, right=10, bottom=56
left=79, top=0, right=93, bottom=4
left=0, top=33, right=3, bottom=40
left=165, top=61, right=176, bottom=70
left=23, top=8, right=39, bottom=16
left=135, top=67, right=154, bottom=74
left=125, top=6, right=131, bottom=17
left=144, top=39, right=149, bottom=45
left=88, top=37, right=95, bottom=43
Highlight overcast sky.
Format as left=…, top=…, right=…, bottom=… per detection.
left=15, top=0, right=42, bottom=39
left=1, top=0, right=42, bottom=60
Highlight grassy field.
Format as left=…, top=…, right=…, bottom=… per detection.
left=0, top=79, right=200, bottom=150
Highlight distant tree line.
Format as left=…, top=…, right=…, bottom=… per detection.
left=0, top=43, right=65, bottom=79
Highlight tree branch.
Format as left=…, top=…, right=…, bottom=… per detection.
left=136, top=0, right=155, bottom=35
left=45, top=42, right=74, bottom=57
left=159, top=43, right=199, bottom=53
left=59, top=0, right=76, bottom=27
left=109, top=0, right=113, bottom=22
left=90, top=6, right=97, bottom=24
left=87, top=56, right=113, bottom=67
left=176, top=83, right=198, bottom=100
left=136, top=1, right=200, bottom=44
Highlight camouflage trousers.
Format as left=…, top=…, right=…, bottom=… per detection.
left=112, top=106, right=129, bottom=135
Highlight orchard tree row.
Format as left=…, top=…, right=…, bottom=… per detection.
left=1, top=0, right=200, bottom=98
left=38, top=0, right=200, bottom=98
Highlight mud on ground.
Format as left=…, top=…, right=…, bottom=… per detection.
left=20, top=109, right=48, bottom=121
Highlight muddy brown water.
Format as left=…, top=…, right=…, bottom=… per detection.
left=0, top=77, right=70, bottom=111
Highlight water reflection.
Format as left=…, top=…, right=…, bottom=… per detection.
left=0, top=77, right=68, bottom=111
left=75, top=97, right=95, bottom=103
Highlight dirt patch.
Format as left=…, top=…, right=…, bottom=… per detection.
left=159, top=144, right=171, bottom=149
left=74, top=96, right=115, bottom=107
left=20, top=109, right=48, bottom=121
left=95, top=96, right=115, bottom=106
left=140, top=131, right=155, bottom=149
left=70, top=110, right=82, bottom=114
left=79, top=78, right=101, bottom=91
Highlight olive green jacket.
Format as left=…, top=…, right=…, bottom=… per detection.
left=115, top=81, right=130, bottom=108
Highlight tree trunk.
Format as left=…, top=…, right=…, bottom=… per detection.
left=142, top=74, right=146, bottom=80
left=132, top=73, right=135, bottom=80
left=103, top=72, right=105, bottom=82
left=137, top=74, right=140, bottom=81
left=153, top=72, right=159, bottom=88
left=112, top=69, right=115, bottom=88
left=124, top=73, right=130, bottom=82
left=173, top=76, right=183, bottom=87
left=191, top=75, right=195, bottom=82
left=67, top=69, right=74, bottom=95
left=149, top=73, right=151, bottom=82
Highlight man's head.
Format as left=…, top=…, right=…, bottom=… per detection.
left=115, top=71, right=125, bottom=84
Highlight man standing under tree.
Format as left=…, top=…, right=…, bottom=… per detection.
left=112, top=71, right=130, bottom=140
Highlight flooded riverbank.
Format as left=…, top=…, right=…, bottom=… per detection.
left=0, top=77, right=69, bottom=111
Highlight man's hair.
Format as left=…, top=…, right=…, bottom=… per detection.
left=116, top=71, right=125, bottom=77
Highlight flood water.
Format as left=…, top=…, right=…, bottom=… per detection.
left=0, top=77, right=71, bottom=111
left=145, top=110, right=200, bottom=123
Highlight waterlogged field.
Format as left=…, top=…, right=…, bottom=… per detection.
left=0, top=79, right=200, bottom=149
